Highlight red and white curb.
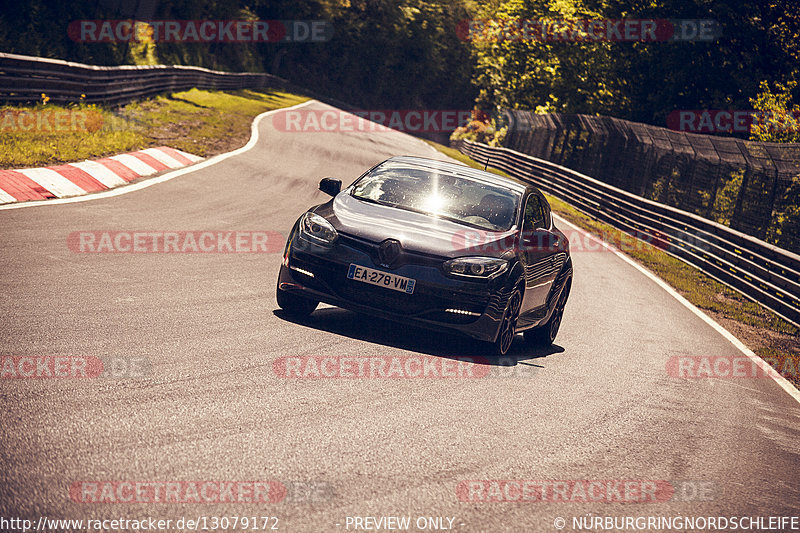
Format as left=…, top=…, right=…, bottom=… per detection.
left=0, top=146, right=203, bottom=204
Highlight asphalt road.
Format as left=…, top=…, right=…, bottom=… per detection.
left=1, top=101, right=799, bottom=532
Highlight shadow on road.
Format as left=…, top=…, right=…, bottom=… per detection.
left=273, top=306, right=565, bottom=367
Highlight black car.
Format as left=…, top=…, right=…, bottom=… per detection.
left=276, top=156, right=573, bottom=355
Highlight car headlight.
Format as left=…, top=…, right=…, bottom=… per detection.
left=299, top=212, right=338, bottom=245
left=443, top=257, right=508, bottom=279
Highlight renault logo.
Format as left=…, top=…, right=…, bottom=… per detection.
left=378, top=239, right=402, bottom=267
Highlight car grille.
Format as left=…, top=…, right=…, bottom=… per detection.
left=337, top=234, right=442, bottom=269
left=293, top=234, right=491, bottom=319
left=335, top=280, right=488, bottom=318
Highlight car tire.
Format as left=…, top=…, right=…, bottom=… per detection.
left=494, top=287, right=522, bottom=356
left=276, top=284, right=318, bottom=316
left=524, top=285, right=568, bottom=347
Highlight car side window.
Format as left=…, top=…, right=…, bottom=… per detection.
left=523, top=195, right=546, bottom=231
left=541, top=198, right=551, bottom=228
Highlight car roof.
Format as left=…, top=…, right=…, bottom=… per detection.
left=380, top=155, right=530, bottom=195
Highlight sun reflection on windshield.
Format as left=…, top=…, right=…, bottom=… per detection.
left=422, top=193, right=446, bottom=214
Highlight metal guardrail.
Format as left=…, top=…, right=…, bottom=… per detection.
left=454, top=139, right=800, bottom=328
left=0, top=52, right=286, bottom=105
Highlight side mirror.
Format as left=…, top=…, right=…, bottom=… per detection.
left=319, top=178, right=342, bottom=197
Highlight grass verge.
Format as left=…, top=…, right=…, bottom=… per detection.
left=0, top=88, right=308, bottom=169
left=427, top=139, right=799, bottom=389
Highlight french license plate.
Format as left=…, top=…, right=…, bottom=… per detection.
left=347, top=264, right=416, bottom=294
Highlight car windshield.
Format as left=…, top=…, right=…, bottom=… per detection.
left=350, top=163, right=520, bottom=231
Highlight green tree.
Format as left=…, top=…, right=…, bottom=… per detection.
left=749, top=80, right=800, bottom=143
left=469, top=0, right=627, bottom=116
left=465, top=0, right=800, bottom=128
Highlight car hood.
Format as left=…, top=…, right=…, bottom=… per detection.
left=315, top=192, right=517, bottom=259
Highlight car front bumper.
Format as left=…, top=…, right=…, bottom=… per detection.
left=277, top=231, right=514, bottom=343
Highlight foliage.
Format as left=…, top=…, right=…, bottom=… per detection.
left=466, top=0, right=800, bottom=128
left=0, top=0, right=476, bottom=110
left=450, top=110, right=507, bottom=146
left=710, top=169, right=744, bottom=226
left=468, top=0, right=625, bottom=118
left=2, top=0, right=798, bottom=125
left=765, top=175, right=800, bottom=252
left=749, top=80, right=800, bottom=143
left=3, top=0, right=799, bottom=126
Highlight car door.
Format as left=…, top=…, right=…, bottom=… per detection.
left=519, top=193, right=559, bottom=314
